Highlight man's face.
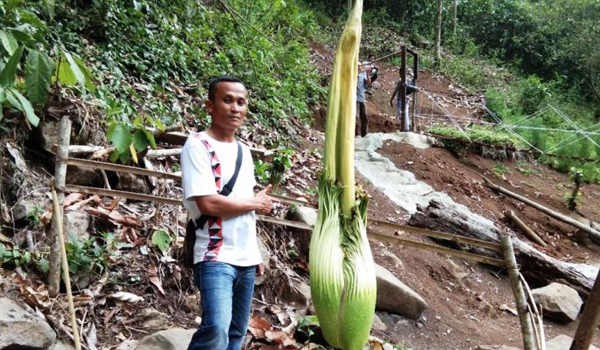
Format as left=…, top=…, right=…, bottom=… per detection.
left=205, top=82, right=248, bottom=132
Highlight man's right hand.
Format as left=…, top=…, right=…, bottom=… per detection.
left=254, top=184, right=278, bottom=215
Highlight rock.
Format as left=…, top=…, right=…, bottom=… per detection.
left=66, top=165, right=100, bottom=186
left=532, top=282, right=582, bottom=323
left=546, top=334, right=600, bottom=350
left=11, top=199, right=39, bottom=221
left=286, top=205, right=317, bottom=256
left=117, top=173, right=150, bottom=194
left=372, top=314, right=387, bottom=332
left=64, top=211, right=92, bottom=242
left=287, top=279, right=312, bottom=307
left=141, top=308, right=170, bottom=329
left=479, top=302, right=497, bottom=319
left=375, top=264, right=427, bottom=319
left=38, top=118, right=61, bottom=152
left=134, top=328, right=196, bottom=350
left=115, top=339, right=139, bottom=350
left=49, top=339, right=77, bottom=350
left=381, top=249, right=403, bottom=269
left=446, top=258, right=467, bottom=281
left=0, top=296, right=56, bottom=349
left=255, top=237, right=271, bottom=286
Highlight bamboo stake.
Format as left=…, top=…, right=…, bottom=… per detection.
left=49, top=116, right=71, bottom=297
left=521, top=273, right=546, bottom=350
left=501, top=234, right=535, bottom=350
left=570, top=267, right=600, bottom=350
left=51, top=180, right=82, bottom=350
left=484, top=177, right=600, bottom=241
left=506, top=210, right=547, bottom=247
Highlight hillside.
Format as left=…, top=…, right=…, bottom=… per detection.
left=2, top=1, right=600, bottom=350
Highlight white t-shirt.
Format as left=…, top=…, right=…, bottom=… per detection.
left=181, top=131, right=262, bottom=266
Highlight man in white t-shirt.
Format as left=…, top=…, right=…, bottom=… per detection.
left=182, top=76, right=276, bottom=350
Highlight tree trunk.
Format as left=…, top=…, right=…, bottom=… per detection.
left=452, top=0, right=457, bottom=37
left=434, top=0, right=443, bottom=70
left=501, top=235, right=535, bottom=350
left=408, top=200, right=597, bottom=296
left=49, top=116, right=71, bottom=297
left=570, top=267, right=600, bottom=350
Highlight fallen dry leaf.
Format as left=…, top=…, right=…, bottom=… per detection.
left=148, top=265, right=166, bottom=296
left=248, top=316, right=272, bottom=339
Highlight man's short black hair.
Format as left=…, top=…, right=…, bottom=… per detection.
left=368, top=54, right=374, bottom=59
left=208, top=75, right=247, bottom=101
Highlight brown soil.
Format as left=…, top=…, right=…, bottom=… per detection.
left=366, top=144, right=600, bottom=349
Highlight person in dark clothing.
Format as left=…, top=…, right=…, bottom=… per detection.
left=390, top=68, right=418, bottom=131
left=356, top=62, right=372, bottom=137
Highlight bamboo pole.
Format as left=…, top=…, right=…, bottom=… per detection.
left=484, top=177, right=600, bottom=241
left=521, top=274, right=546, bottom=350
left=506, top=210, right=547, bottom=247
left=66, top=158, right=181, bottom=181
left=570, top=267, right=600, bottom=350
left=51, top=181, right=82, bottom=350
left=257, top=215, right=506, bottom=267
left=501, top=235, right=535, bottom=350
left=49, top=116, right=71, bottom=297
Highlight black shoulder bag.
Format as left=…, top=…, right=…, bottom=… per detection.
left=184, top=142, right=243, bottom=268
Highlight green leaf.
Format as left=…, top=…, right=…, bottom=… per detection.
left=38, top=258, right=49, bottom=273
left=0, top=30, right=18, bottom=56
left=57, top=57, right=77, bottom=86
left=73, top=56, right=95, bottom=92
left=63, top=51, right=85, bottom=88
left=132, top=129, right=149, bottom=152
left=26, top=50, right=55, bottom=110
left=0, top=45, right=24, bottom=86
left=7, top=87, right=39, bottom=126
left=0, top=86, right=5, bottom=102
left=109, top=149, right=120, bottom=163
left=151, top=230, right=171, bottom=253
left=108, top=124, right=132, bottom=153
left=5, top=88, right=22, bottom=110
left=142, top=129, right=157, bottom=149
left=118, top=150, right=131, bottom=164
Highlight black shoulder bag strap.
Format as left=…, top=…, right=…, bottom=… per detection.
left=185, top=141, right=243, bottom=267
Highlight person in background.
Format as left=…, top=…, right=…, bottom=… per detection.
left=356, top=62, right=372, bottom=137
left=182, top=75, right=277, bottom=350
left=390, top=68, right=418, bottom=131
left=362, top=54, right=379, bottom=85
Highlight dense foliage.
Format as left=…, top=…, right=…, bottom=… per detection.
left=1, top=0, right=325, bottom=155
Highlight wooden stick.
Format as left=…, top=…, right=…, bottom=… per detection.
left=146, top=148, right=182, bottom=158
left=570, top=267, right=600, bottom=350
left=66, top=158, right=181, bottom=182
left=501, top=235, right=535, bottom=350
left=370, top=218, right=506, bottom=253
left=484, top=177, right=600, bottom=241
left=51, top=181, right=82, bottom=350
left=257, top=215, right=506, bottom=267
left=49, top=116, right=71, bottom=297
left=506, top=210, right=547, bottom=247
left=65, top=185, right=180, bottom=206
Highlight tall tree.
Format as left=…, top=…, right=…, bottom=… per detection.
left=452, top=0, right=457, bottom=36
left=434, top=0, right=443, bottom=69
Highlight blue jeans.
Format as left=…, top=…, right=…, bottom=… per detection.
left=187, top=262, right=256, bottom=350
